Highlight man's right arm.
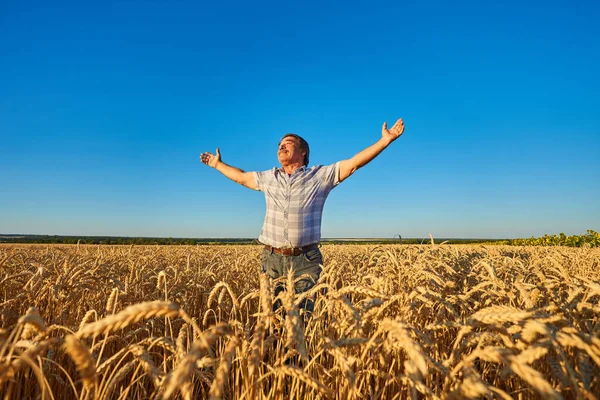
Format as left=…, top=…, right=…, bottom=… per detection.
left=200, top=148, right=258, bottom=190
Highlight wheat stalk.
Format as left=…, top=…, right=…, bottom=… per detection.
left=208, top=335, right=240, bottom=399
left=277, top=366, right=332, bottom=397
left=162, top=323, right=232, bottom=399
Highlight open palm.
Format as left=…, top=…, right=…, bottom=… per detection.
left=382, top=118, right=404, bottom=144
left=200, top=148, right=221, bottom=168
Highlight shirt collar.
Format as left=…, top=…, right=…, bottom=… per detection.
left=276, top=165, right=306, bottom=174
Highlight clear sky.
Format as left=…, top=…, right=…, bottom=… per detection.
left=1, top=0, right=599, bottom=239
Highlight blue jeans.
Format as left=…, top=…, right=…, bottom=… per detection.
left=260, top=246, right=323, bottom=312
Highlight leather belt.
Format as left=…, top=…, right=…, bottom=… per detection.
left=264, top=243, right=319, bottom=256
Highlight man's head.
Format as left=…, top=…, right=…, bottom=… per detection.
left=278, top=134, right=310, bottom=167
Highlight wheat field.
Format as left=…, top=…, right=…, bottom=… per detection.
left=1, top=243, right=599, bottom=399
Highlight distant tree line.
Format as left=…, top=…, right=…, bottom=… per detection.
left=0, top=235, right=512, bottom=245
left=0, top=235, right=257, bottom=245
left=507, top=230, right=599, bottom=247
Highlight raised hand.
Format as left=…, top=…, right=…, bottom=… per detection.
left=200, top=148, right=221, bottom=168
left=382, top=118, right=405, bottom=144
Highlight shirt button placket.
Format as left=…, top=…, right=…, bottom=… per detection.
left=283, top=181, right=291, bottom=246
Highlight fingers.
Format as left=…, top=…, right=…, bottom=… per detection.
left=391, top=118, right=404, bottom=136
left=200, top=148, right=221, bottom=168
left=381, top=118, right=404, bottom=142
left=200, top=151, right=213, bottom=164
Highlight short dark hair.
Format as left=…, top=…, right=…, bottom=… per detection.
left=281, top=133, right=310, bottom=166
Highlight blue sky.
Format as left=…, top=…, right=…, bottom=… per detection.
left=1, top=0, right=598, bottom=239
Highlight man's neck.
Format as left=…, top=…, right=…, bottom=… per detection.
left=281, top=163, right=303, bottom=175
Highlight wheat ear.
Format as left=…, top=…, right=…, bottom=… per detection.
left=63, top=334, right=97, bottom=391
left=76, top=301, right=180, bottom=339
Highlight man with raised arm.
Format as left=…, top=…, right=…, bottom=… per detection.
left=200, top=118, right=405, bottom=311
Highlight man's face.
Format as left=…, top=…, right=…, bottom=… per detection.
left=278, top=136, right=305, bottom=166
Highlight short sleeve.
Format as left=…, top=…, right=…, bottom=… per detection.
left=253, top=172, right=263, bottom=192
left=318, top=162, right=341, bottom=191
left=254, top=169, right=273, bottom=192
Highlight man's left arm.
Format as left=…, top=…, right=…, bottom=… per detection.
left=338, top=118, right=405, bottom=183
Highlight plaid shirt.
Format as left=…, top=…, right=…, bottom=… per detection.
left=254, top=163, right=340, bottom=248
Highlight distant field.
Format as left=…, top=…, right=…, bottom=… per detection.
left=0, top=234, right=508, bottom=245
left=1, top=243, right=599, bottom=399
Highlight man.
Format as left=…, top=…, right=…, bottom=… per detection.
left=200, top=118, right=404, bottom=310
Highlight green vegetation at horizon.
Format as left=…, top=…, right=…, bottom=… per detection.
left=2, top=231, right=598, bottom=246
left=491, top=230, right=599, bottom=248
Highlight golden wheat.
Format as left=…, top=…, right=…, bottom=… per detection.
left=0, top=243, right=599, bottom=399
